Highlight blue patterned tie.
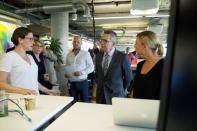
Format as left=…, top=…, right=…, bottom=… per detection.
left=103, top=54, right=109, bottom=75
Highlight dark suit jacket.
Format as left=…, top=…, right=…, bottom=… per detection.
left=95, top=49, right=133, bottom=104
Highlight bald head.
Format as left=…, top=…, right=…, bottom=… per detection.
left=72, top=36, right=82, bottom=50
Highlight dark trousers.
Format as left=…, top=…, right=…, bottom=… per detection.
left=69, top=80, right=89, bottom=103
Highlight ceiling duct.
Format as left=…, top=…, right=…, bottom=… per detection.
left=73, top=16, right=90, bottom=23
left=15, top=4, right=75, bottom=14
left=43, top=4, right=75, bottom=14
left=15, top=2, right=91, bottom=17
left=73, top=1, right=91, bottom=18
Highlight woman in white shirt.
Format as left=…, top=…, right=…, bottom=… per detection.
left=0, top=27, right=59, bottom=95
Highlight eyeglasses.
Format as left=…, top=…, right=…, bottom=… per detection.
left=100, top=39, right=112, bottom=44
left=25, top=37, right=34, bottom=41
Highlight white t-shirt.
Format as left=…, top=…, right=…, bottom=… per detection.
left=0, top=51, right=39, bottom=93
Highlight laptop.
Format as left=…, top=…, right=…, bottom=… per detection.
left=112, top=97, right=160, bottom=129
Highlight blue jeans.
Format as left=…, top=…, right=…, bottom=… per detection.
left=69, top=80, right=89, bottom=103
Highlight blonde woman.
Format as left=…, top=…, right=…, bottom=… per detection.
left=132, top=31, right=164, bottom=100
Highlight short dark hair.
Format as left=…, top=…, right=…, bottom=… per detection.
left=103, top=30, right=117, bottom=44
left=11, top=27, right=32, bottom=46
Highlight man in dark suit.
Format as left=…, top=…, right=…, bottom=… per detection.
left=95, top=30, right=133, bottom=104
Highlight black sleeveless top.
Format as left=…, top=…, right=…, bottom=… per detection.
left=132, top=59, right=164, bottom=100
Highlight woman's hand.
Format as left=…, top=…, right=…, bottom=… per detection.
left=21, top=89, right=38, bottom=95
left=64, top=73, right=71, bottom=78
left=43, top=74, right=50, bottom=81
left=47, top=90, right=61, bottom=96
left=74, top=71, right=82, bottom=76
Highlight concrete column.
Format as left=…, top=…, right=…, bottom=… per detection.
left=51, top=12, right=69, bottom=95
left=51, top=12, right=69, bottom=61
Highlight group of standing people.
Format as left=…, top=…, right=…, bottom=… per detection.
left=0, top=27, right=59, bottom=95
left=0, top=26, right=164, bottom=105
left=65, top=30, right=164, bottom=104
left=95, top=30, right=163, bottom=104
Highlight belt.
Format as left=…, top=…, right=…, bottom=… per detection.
left=70, top=79, right=87, bottom=83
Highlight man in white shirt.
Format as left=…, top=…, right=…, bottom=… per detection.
left=65, top=36, right=94, bottom=103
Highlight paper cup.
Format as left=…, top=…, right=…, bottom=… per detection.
left=24, top=95, right=36, bottom=111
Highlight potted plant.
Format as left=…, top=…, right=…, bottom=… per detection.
left=49, top=38, right=63, bottom=64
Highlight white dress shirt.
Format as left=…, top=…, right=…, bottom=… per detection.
left=65, top=50, right=94, bottom=82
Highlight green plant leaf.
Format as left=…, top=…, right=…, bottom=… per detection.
left=49, top=38, right=63, bottom=64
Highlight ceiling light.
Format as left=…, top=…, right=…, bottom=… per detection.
left=130, top=0, right=159, bottom=15
left=130, top=9, right=159, bottom=15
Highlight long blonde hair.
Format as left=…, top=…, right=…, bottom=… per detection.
left=137, top=31, right=163, bottom=57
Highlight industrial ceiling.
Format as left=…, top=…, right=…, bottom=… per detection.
left=0, top=0, right=170, bottom=48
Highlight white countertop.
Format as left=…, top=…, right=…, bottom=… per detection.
left=45, top=102, right=155, bottom=131
left=0, top=93, right=73, bottom=131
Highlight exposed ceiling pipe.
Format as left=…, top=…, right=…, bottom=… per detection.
left=88, top=1, right=131, bottom=6
left=15, top=4, right=76, bottom=14
left=15, top=2, right=91, bottom=20
left=14, top=2, right=91, bottom=16
left=73, top=1, right=91, bottom=18
left=43, top=4, right=75, bottom=14
left=13, top=1, right=92, bottom=37
left=0, top=9, right=23, bottom=20
left=0, top=1, right=43, bottom=19
left=71, top=16, right=90, bottom=22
